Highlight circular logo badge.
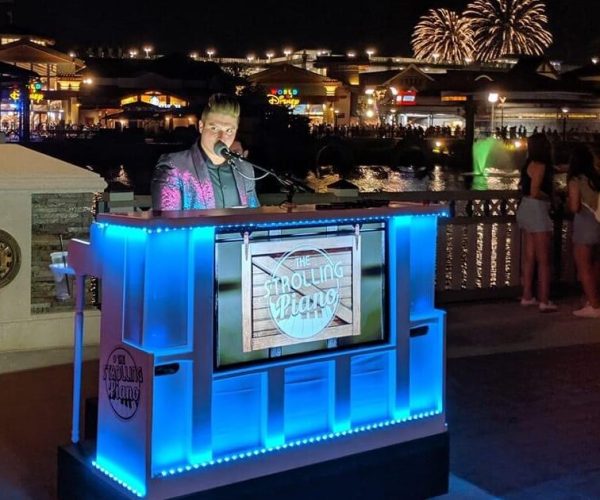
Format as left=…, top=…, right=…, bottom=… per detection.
left=0, top=230, right=21, bottom=288
left=103, top=347, right=143, bottom=420
left=265, top=246, right=343, bottom=339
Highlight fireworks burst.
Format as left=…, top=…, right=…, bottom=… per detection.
left=464, top=0, right=553, bottom=61
left=412, top=8, right=474, bottom=64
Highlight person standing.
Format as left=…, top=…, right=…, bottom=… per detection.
left=516, top=133, right=557, bottom=312
left=567, top=144, right=600, bottom=318
left=152, top=93, right=260, bottom=210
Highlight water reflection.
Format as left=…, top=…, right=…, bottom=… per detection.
left=306, top=165, right=521, bottom=193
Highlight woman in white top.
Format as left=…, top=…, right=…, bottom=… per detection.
left=567, top=144, right=600, bottom=318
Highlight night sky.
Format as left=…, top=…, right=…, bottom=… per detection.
left=6, top=0, right=600, bottom=62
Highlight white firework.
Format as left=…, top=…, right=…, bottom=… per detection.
left=464, top=0, right=553, bottom=61
left=412, top=8, right=475, bottom=64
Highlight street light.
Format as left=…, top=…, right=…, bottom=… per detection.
left=366, top=48, right=375, bottom=58
left=498, top=96, right=507, bottom=130
left=347, top=51, right=356, bottom=58
left=266, top=51, right=274, bottom=63
left=206, top=48, right=215, bottom=59
left=128, top=49, right=138, bottom=59
left=488, top=92, right=499, bottom=136
left=283, top=48, right=292, bottom=59
left=189, top=52, right=198, bottom=60
left=246, top=54, right=255, bottom=63
left=561, top=107, right=569, bottom=141
left=143, top=46, right=153, bottom=59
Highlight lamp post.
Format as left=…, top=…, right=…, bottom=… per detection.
left=499, top=96, right=507, bottom=130
left=561, top=107, right=569, bottom=142
left=143, top=46, right=153, bottom=59
left=266, top=51, right=274, bottom=63
left=206, top=48, right=215, bottom=60
left=488, top=92, right=499, bottom=136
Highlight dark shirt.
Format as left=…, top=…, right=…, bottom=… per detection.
left=202, top=151, right=241, bottom=208
left=520, top=160, right=553, bottom=198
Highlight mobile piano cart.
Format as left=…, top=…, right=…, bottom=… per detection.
left=58, top=204, right=449, bottom=499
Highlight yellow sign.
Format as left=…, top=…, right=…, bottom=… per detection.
left=9, top=89, right=20, bottom=101
left=29, top=92, right=45, bottom=103
left=268, top=94, right=300, bottom=109
left=441, top=95, right=467, bottom=102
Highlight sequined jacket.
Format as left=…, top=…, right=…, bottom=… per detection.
left=151, top=142, right=260, bottom=210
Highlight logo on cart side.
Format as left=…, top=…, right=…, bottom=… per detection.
left=103, top=347, right=143, bottom=419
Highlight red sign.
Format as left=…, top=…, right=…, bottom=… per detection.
left=396, top=90, right=416, bottom=106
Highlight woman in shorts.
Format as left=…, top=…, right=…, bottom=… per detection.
left=567, top=144, right=600, bottom=318
left=516, top=133, right=557, bottom=312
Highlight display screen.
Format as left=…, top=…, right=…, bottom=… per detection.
left=215, top=223, right=387, bottom=368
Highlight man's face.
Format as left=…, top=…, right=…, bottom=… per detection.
left=199, top=112, right=238, bottom=163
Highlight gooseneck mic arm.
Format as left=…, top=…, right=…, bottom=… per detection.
left=213, top=141, right=313, bottom=201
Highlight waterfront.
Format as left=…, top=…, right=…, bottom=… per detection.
left=308, top=165, right=522, bottom=193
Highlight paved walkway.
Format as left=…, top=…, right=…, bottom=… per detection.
left=1, top=296, right=600, bottom=499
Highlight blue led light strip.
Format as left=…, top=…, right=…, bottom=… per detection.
left=157, top=409, right=442, bottom=479
left=92, top=461, right=145, bottom=497
left=95, top=211, right=449, bottom=234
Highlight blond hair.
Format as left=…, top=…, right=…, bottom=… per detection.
left=201, top=93, right=240, bottom=122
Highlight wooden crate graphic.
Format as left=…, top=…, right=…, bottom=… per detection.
left=242, top=235, right=361, bottom=352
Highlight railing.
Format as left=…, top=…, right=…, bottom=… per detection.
left=97, top=190, right=578, bottom=303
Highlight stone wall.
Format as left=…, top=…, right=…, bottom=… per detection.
left=31, top=193, right=95, bottom=313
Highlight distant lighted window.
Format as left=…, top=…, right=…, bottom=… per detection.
left=120, top=96, right=138, bottom=106
left=120, top=93, right=187, bottom=108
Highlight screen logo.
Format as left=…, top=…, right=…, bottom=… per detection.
left=265, top=246, right=342, bottom=339
left=242, top=235, right=361, bottom=352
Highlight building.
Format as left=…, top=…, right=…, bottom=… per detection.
left=77, top=54, right=237, bottom=131
left=0, top=24, right=84, bottom=132
left=247, top=63, right=351, bottom=126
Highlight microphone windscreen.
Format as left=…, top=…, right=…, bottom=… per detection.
left=214, top=141, right=228, bottom=158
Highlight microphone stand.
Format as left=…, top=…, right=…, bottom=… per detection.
left=226, top=156, right=313, bottom=206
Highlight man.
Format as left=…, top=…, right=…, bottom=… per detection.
left=151, top=93, right=260, bottom=210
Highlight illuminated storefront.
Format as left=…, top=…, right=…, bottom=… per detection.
left=248, top=64, right=351, bottom=125
left=0, top=29, right=84, bottom=134
left=119, top=91, right=188, bottom=109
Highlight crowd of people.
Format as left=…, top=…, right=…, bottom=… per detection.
left=492, top=125, right=600, bottom=143
left=310, top=122, right=600, bottom=144
left=517, top=134, right=600, bottom=318
left=310, top=123, right=465, bottom=139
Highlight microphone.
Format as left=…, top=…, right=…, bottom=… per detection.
left=214, top=141, right=244, bottom=161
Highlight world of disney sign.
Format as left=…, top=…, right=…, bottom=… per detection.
left=242, top=235, right=361, bottom=352
left=267, top=88, right=301, bottom=109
